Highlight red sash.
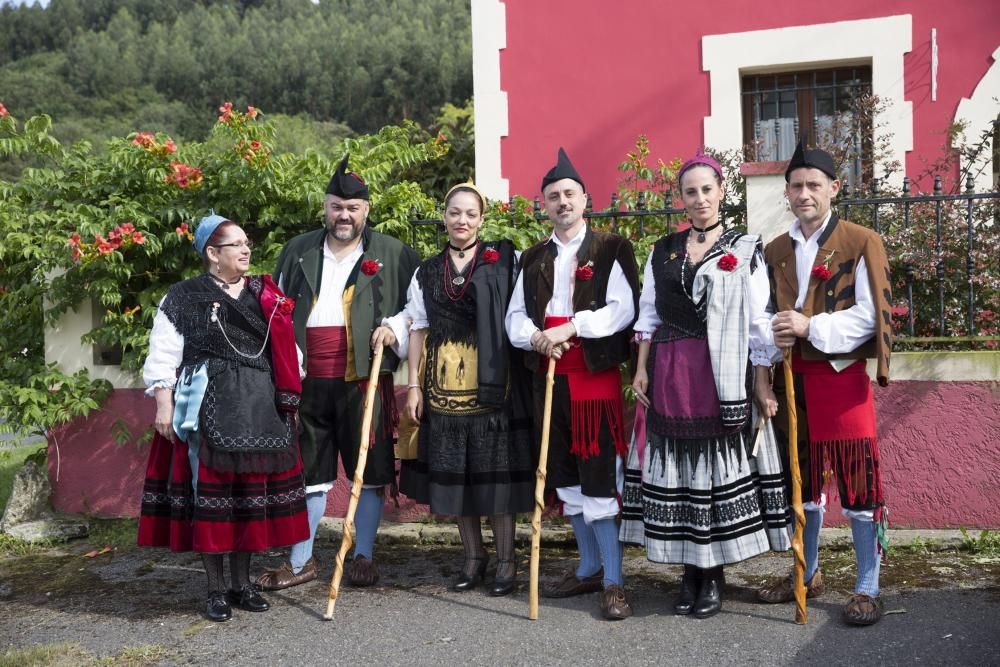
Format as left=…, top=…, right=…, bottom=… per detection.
left=793, top=352, right=883, bottom=508
left=541, top=316, right=626, bottom=459
left=306, top=326, right=348, bottom=378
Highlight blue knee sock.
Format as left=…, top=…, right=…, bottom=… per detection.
left=851, top=517, right=881, bottom=597
left=568, top=514, right=601, bottom=578
left=352, top=488, right=384, bottom=560
left=803, top=508, right=823, bottom=582
left=591, top=518, right=624, bottom=588
left=290, top=491, right=327, bottom=572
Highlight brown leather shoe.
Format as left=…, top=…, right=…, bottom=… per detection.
left=757, top=570, right=824, bottom=604
left=542, top=569, right=604, bottom=598
left=255, top=558, right=317, bottom=591
left=843, top=593, right=884, bottom=626
left=347, top=555, right=380, bottom=587
left=600, top=585, right=633, bottom=620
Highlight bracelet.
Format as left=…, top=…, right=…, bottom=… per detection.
left=407, top=384, right=421, bottom=389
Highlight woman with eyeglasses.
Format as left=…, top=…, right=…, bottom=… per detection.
left=138, top=213, right=309, bottom=622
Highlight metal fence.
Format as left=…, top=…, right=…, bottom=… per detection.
left=836, top=174, right=1000, bottom=345
left=410, top=179, right=1000, bottom=347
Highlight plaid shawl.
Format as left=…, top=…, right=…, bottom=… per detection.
left=690, top=233, right=760, bottom=429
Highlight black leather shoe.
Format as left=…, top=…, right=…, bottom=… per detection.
left=487, top=561, right=517, bottom=597
left=205, top=591, right=232, bottom=622
left=674, top=565, right=701, bottom=615
left=693, top=567, right=723, bottom=619
left=451, top=559, right=487, bottom=592
left=227, top=585, right=270, bottom=612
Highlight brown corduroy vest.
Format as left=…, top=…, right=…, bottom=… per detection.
left=765, top=215, right=892, bottom=386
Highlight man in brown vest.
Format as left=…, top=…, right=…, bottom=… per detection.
left=505, top=148, right=640, bottom=620
left=756, top=140, right=893, bottom=626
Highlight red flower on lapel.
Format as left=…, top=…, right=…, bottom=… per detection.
left=482, top=247, right=499, bottom=264
left=718, top=253, right=738, bottom=272
left=811, top=265, right=833, bottom=281
left=575, top=260, right=594, bottom=281
left=361, top=259, right=381, bottom=276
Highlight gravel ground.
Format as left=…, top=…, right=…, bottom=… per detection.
left=1, top=531, right=998, bottom=666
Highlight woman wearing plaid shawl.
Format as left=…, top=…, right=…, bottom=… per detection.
left=619, top=154, right=791, bottom=619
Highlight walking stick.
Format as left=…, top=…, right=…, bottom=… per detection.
left=782, top=348, right=807, bottom=625
left=528, top=356, right=558, bottom=621
left=324, top=344, right=385, bottom=620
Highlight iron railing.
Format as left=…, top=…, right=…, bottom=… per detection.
left=410, top=179, right=999, bottom=346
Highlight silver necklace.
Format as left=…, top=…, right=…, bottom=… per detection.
left=210, top=301, right=278, bottom=359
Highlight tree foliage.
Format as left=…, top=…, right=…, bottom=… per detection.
left=0, top=104, right=451, bottom=440
left=0, top=0, right=472, bottom=138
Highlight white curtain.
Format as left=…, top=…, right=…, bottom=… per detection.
left=755, top=118, right=797, bottom=161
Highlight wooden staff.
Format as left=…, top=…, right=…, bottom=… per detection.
left=324, top=344, right=385, bottom=620
left=782, top=348, right=807, bottom=625
left=528, top=356, right=558, bottom=621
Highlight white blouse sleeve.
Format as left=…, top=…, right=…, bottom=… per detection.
left=633, top=253, right=661, bottom=340
left=143, top=295, right=183, bottom=396
left=748, top=255, right=780, bottom=366
left=382, top=268, right=425, bottom=359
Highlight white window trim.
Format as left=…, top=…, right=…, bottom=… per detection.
left=471, top=0, right=510, bottom=201
left=954, top=45, right=1000, bottom=193
left=702, top=15, right=914, bottom=189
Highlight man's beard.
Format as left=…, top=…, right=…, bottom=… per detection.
left=328, top=220, right=362, bottom=242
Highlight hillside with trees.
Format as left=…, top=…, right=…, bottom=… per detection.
left=0, top=0, right=473, bottom=178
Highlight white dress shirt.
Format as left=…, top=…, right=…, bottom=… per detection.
left=306, top=240, right=365, bottom=328
left=505, top=225, right=635, bottom=349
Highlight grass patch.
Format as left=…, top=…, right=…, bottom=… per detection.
left=0, top=532, right=55, bottom=557
left=93, top=644, right=174, bottom=667
left=87, top=518, right=139, bottom=550
left=0, top=444, right=46, bottom=517
left=0, top=643, right=174, bottom=667
left=0, top=642, right=88, bottom=667
left=960, top=527, right=1000, bottom=555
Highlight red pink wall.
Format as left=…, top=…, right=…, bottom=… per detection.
left=498, top=0, right=999, bottom=206
left=48, top=380, right=1000, bottom=529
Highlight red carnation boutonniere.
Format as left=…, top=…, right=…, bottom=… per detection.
left=361, top=259, right=382, bottom=276
left=482, top=247, right=499, bottom=264
left=274, top=295, right=294, bottom=316
left=717, top=253, right=738, bottom=272
left=575, top=260, right=594, bottom=281
left=811, top=249, right=837, bottom=282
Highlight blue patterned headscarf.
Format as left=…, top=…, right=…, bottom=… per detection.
left=193, top=211, right=229, bottom=255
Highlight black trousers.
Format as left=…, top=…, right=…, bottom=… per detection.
left=298, top=375, right=396, bottom=487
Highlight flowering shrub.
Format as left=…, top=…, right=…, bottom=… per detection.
left=0, top=105, right=449, bottom=440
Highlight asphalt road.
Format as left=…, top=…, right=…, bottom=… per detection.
left=1, top=539, right=998, bottom=666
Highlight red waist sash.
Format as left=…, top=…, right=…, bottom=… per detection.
left=791, top=351, right=882, bottom=509
left=540, top=316, right=625, bottom=459
left=306, top=326, right=347, bottom=378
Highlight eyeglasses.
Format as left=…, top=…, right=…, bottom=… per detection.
left=212, top=239, right=254, bottom=250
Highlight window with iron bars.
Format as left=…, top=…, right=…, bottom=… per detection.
left=742, top=65, right=873, bottom=187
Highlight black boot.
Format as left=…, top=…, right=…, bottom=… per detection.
left=674, top=565, right=701, bottom=615
left=693, top=566, right=723, bottom=619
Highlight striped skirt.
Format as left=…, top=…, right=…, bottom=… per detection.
left=620, top=421, right=791, bottom=568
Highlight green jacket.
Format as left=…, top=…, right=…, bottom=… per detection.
left=273, top=225, right=420, bottom=378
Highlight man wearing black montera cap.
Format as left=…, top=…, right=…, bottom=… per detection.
left=756, top=139, right=893, bottom=626
left=506, top=148, right=640, bottom=620
left=258, top=155, right=420, bottom=590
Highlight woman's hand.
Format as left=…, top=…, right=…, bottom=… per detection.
left=405, top=386, right=423, bottom=422
left=371, top=325, right=396, bottom=350
left=753, top=368, right=778, bottom=418
left=631, top=366, right=650, bottom=408
left=153, top=388, right=175, bottom=441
